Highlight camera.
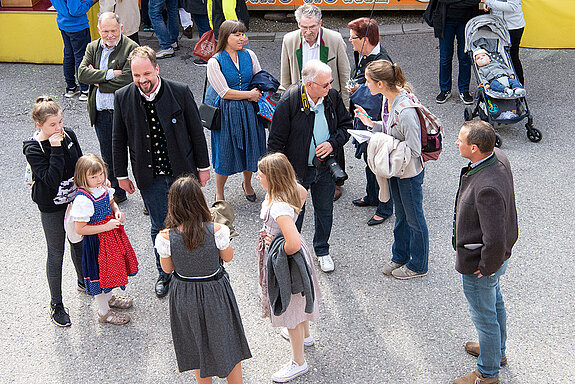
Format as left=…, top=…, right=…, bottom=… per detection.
left=312, top=153, right=348, bottom=185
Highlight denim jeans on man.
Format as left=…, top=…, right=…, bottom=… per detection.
left=439, top=20, right=471, bottom=93
left=60, top=28, right=91, bottom=92
left=139, top=175, right=176, bottom=276
left=363, top=152, right=393, bottom=218
left=462, top=260, right=508, bottom=378
left=295, top=166, right=334, bottom=257
left=149, top=0, right=179, bottom=49
left=94, top=110, right=126, bottom=200
left=192, top=13, right=211, bottom=38
left=389, top=169, right=429, bottom=273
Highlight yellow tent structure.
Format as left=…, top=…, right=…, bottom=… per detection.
left=522, top=0, right=575, bottom=48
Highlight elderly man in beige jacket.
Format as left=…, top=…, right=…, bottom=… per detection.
left=280, top=4, right=351, bottom=200
left=280, top=4, right=350, bottom=105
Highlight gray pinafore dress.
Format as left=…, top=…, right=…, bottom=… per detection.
left=168, top=223, right=251, bottom=377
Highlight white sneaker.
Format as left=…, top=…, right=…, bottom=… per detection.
left=272, top=360, right=308, bottom=383
left=280, top=327, right=315, bottom=347
left=156, top=48, right=175, bottom=59
left=64, top=88, right=80, bottom=98
left=78, top=92, right=88, bottom=102
left=318, top=254, right=334, bottom=272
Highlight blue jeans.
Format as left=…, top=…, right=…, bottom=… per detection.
left=149, top=0, right=179, bottom=49
left=462, top=260, right=508, bottom=378
left=192, top=13, right=211, bottom=38
left=139, top=175, right=176, bottom=276
left=439, top=20, right=471, bottom=93
left=389, top=170, right=429, bottom=273
left=489, top=77, right=523, bottom=93
left=363, top=152, right=393, bottom=218
left=94, top=110, right=125, bottom=199
left=295, top=166, right=334, bottom=257
left=60, top=28, right=91, bottom=92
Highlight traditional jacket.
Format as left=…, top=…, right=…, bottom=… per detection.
left=280, top=27, right=351, bottom=105
left=112, top=78, right=210, bottom=190
left=78, top=34, right=139, bottom=125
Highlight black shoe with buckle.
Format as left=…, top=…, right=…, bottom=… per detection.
left=155, top=274, right=171, bottom=297
left=50, top=302, right=71, bottom=327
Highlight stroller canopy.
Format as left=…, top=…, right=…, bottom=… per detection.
left=465, top=15, right=511, bottom=54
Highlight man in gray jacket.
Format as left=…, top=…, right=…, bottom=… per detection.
left=453, top=120, right=518, bottom=384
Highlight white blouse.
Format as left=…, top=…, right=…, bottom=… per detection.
left=155, top=224, right=231, bottom=259
left=69, top=186, right=114, bottom=222
left=207, top=49, right=262, bottom=97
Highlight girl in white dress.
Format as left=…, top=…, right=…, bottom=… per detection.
left=256, top=153, right=320, bottom=383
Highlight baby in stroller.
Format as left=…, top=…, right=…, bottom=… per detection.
left=473, top=48, right=526, bottom=97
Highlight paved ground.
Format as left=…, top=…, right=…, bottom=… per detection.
left=1, top=20, right=574, bottom=384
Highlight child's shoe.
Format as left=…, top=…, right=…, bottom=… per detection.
left=513, top=88, right=527, bottom=97
left=98, top=310, right=130, bottom=325
left=271, top=360, right=308, bottom=383
left=504, top=88, right=514, bottom=97
left=108, top=295, right=133, bottom=309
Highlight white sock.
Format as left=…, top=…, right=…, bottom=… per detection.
left=95, top=292, right=112, bottom=316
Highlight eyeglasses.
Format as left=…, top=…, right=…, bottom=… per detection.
left=299, top=23, right=319, bottom=31
left=349, top=35, right=362, bottom=41
left=312, top=79, right=334, bottom=89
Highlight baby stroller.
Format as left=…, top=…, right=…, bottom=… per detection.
left=464, top=15, right=541, bottom=147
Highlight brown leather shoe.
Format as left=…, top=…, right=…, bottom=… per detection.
left=465, top=342, right=507, bottom=366
left=453, top=370, right=498, bottom=384
left=333, top=185, right=342, bottom=201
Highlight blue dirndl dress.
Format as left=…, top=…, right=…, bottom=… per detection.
left=76, top=189, right=138, bottom=295
left=211, top=50, right=266, bottom=176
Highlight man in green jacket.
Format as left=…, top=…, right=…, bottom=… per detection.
left=78, top=12, right=139, bottom=203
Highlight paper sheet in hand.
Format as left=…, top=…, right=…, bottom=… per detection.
left=348, top=129, right=374, bottom=144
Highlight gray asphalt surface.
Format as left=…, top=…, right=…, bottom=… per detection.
left=1, top=20, right=574, bottom=384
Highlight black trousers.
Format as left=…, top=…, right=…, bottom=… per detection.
left=508, top=27, right=524, bottom=85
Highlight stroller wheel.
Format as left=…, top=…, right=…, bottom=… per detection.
left=464, top=107, right=474, bottom=121
left=495, top=133, right=503, bottom=148
left=527, top=127, right=542, bottom=143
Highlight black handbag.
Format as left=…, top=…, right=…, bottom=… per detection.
left=199, top=73, right=221, bottom=131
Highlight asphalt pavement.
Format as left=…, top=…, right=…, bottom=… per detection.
left=0, top=22, right=574, bottom=384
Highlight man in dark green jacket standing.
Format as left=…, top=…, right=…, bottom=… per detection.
left=453, top=120, right=518, bottom=384
left=78, top=12, right=138, bottom=203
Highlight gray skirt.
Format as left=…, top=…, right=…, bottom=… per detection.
left=169, top=273, right=251, bottom=377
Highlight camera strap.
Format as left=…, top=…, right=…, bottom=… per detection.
left=300, top=84, right=311, bottom=114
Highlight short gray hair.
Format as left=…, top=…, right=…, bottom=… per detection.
left=295, top=4, right=322, bottom=23
left=98, top=11, right=121, bottom=26
left=302, top=60, right=331, bottom=84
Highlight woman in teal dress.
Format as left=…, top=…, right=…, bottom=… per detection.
left=207, top=20, right=266, bottom=202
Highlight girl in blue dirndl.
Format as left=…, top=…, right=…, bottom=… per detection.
left=207, top=19, right=266, bottom=202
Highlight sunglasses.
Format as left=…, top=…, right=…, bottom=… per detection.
left=312, top=79, right=334, bottom=89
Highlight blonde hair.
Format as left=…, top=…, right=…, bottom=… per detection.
left=128, top=45, right=157, bottom=67
left=31, top=96, right=62, bottom=126
left=258, top=153, right=302, bottom=214
left=74, top=154, right=108, bottom=189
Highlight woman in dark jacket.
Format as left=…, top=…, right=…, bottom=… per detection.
left=347, top=17, right=394, bottom=226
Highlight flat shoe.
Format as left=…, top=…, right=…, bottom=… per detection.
left=242, top=182, right=256, bottom=202
left=367, top=216, right=388, bottom=226
left=108, top=295, right=133, bottom=309
left=98, top=310, right=130, bottom=325
left=352, top=197, right=373, bottom=207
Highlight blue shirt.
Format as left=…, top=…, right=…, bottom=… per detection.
left=95, top=40, right=117, bottom=111
left=308, top=96, right=330, bottom=166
